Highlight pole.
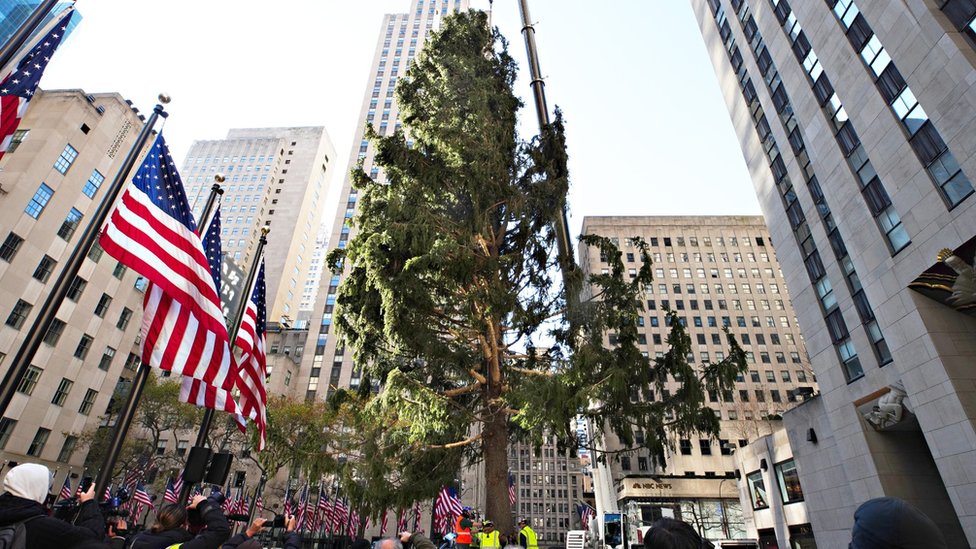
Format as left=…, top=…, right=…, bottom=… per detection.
left=0, top=94, right=169, bottom=426
left=0, top=0, right=58, bottom=75
left=247, top=474, right=267, bottom=524
left=516, top=0, right=577, bottom=311
left=179, top=228, right=269, bottom=503
left=93, top=175, right=224, bottom=499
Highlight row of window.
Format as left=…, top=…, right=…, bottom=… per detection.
left=937, top=0, right=976, bottom=47
left=620, top=235, right=766, bottom=248
left=709, top=0, right=871, bottom=382
left=648, top=280, right=781, bottom=294
left=645, top=297, right=787, bottom=313
left=825, top=0, right=973, bottom=208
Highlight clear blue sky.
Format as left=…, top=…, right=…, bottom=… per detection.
left=41, top=1, right=760, bottom=238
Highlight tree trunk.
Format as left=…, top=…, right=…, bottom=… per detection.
left=483, top=395, right=512, bottom=536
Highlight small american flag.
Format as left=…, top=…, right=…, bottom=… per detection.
left=508, top=472, right=517, bottom=505
left=99, top=135, right=237, bottom=390
left=380, top=509, right=388, bottom=536
left=316, top=484, right=330, bottom=530
left=578, top=503, right=596, bottom=530
left=163, top=478, right=178, bottom=504
left=332, top=498, right=348, bottom=534
left=0, top=9, right=73, bottom=161
left=256, top=494, right=264, bottom=514
left=396, top=507, right=409, bottom=533
left=103, top=483, right=112, bottom=502
left=434, top=486, right=462, bottom=534
left=295, top=484, right=309, bottom=530
left=413, top=501, right=422, bottom=531
left=133, top=482, right=154, bottom=510
left=284, top=486, right=293, bottom=517
left=58, top=476, right=72, bottom=501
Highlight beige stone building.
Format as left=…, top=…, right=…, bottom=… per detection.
left=0, top=89, right=150, bottom=486
left=580, top=216, right=818, bottom=543
left=690, top=0, right=976, bottom=545
left=182, top=127, right=336, bottom=326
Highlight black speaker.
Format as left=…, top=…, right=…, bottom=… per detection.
left=204, top=452, right=233, bottom=485
left=184, top=447, right=213, bottom=483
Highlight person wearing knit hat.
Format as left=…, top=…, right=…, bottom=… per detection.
left=0, top=463, right=107, bottom=548
left=849, top=497, right=947, bottom=549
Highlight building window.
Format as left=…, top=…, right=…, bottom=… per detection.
left=32, top=255, right=57, bottom=282
left=0, top=232, right=24, bottom=262
left=66, top=276, right=87, bottom=301
left=42, top=318, right=66, bottom=346
left=176, top=440, right=189, bottom=457
left=0, top=418, right=16, bottom=449
left=82, top=169, right=105, bottom=198
left=27, top=428, right=50, bottom=457
left=747, top=471, right=769, bottom=510
left=94, top=294, right=112, bottom=317
left=98, top=347, right=116, bottom=371
left=680, top=439, right=692, bottom=455
left=53, top=143, right=78, bottom=174
left=124, top=352, right=140, bottom=371
left=117, top=308, right=133, bottom=330
left=7, top=129, right=28, bottom=153
left=113, top=262, right=127, bottom=279
left=57, top=435, right=78, bottom=462
left=52, top=378, right=73, bottom=406
left=699, top=439, right=712, bottom=455
left=16, top=366, right=41, bottom=395
left=24, top=183, right=54, bottom=218
left=620, top=457, right=631, bottom=471
left=5, top=299, right=32, bottom=329
left=87, top=242, right=103, bottom=262
left=79, top=389, right=97, bottom=415
left=775, top=459, right=804, bottom=503
left=74, top=334, right=93, bottom=360
left=57, top=208, right=84, bottom=241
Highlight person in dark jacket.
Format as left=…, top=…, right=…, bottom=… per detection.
left=0, top=463, right=106, bottom=549
left=220, top=514, right=299, bottom=549
left=127, top=494, right=230, bottom=549
left=849, top=497, right=947, bottom=549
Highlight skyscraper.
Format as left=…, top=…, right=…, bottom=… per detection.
left=182, top=127, right=336, bottom=325
left=0, top=1, right=78, bottom=47
left=690, top=1, right=976, bottom=545
left=0, top=89, right=149, bottom=481
left=581, top=216, right=817, bottom=543
left=298, top=0, right=469, bottom=402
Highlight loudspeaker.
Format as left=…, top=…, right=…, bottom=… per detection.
left=205, top=452, right=234, bottom=485
left=184, top=447, right=213, bottom=483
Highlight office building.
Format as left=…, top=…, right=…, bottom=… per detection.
left=690, top=0, right=976, bottom=545
left=182, top=127, right=336, bottom=326
left=581, top=216, right=817, bottom=543
left=299, top=225, right=330, bottom=314
left=0, top=1, right=79, bottom=47
left=0, top=89, right=150, bottom=482
left=297, top=0, right=469, bottom=401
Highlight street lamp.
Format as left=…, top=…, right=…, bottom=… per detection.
left=717, top=478, right=735, bottom=539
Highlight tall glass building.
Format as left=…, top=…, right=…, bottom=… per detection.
left=0, top=1, right=79, bottom=49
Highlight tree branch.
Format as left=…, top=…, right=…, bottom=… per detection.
left=428, top=433, right=482, bottom=449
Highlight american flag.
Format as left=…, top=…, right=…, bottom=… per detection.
left=133, top=482, right=154, bottom=510
left=396, top=507, right=409, bottom=533
left=577, top=503, right=595, bottom=530
left=295, top=484, right=309, bottom=530
left=413, top=500, right=422, bottom=531
left=0, top=9, right=73, bottom=161
left=380, top=509, right=388, bottom=535
left=103, top=483, right=112, bottom=502
left=234, top=260, right=269, bottom=449
left=508, top=472, right=517, bottom=505
left=332, top=498, right=348, bottom=534
left=313, top=485, right=328, bottom=531
left=58, top=476, right=72, bottom=501
left=283, top=486, right=293, bottom=517
left=99, top=135, right=237, bottom=391
left=163, top=478, right=178, bottom=504
left=348, top=509, right=361, bottom=535
left=180, top=208, right=246, bottom=426
left=434, top=486, right=462, bottom=534
left=255, top=494, right=263, bottom=514
left=172, top=471, right=184, bottom=499
left=304, top=488, right=316, bottom=531
left=122, top=469, right=140, bottom=493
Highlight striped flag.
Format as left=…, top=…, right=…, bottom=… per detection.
left=295, top=484, right=309, bottom=530
left=396, top=507, right=409, bottom=533
left=577, top=503, right=596, bottom=530
left=99, top=135, right=238, bottom=390
left=163, top=478, right=178, bottom=504
left=0, top=9, right=73, bottom=161
left=380, top=509, right=388, bottom=536
left=133, top=482, right=154, bottom=510
left=434, top=486, right=462, bottom=534
left=413, top=501, right=422, bottom=531
left=284, top=486, right=293, bottom=517
left=256, top=494, right=264, bottom=514
left=508, top=472, right=517, bottom=505
left=58, top=476, right=72, bottom=501
left=304, top=489, right=316, bottom=531
left=103, top=483, right=112, bottom=502
left=234, top=260, right=269, bottom=449
left=333, top=498, right=348, bottom=533
left=172, top=471, right=184, bottom=498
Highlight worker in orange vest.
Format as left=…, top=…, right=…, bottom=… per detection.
left=454, top=508, right=474, bottom=549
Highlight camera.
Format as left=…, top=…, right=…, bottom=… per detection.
left=52, top=486, right=131, bottom=521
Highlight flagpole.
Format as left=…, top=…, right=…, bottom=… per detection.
left=246, top=474, right=267, bottom=524
left=0, top=95, right=169, bottom=428
left=179, top=228, right=269, bottom=503
left=0, top=0, right=58, bottom=75
left=93, top=176, right=224, bottom=499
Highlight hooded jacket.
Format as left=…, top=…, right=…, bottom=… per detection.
left=0, top=463, right=106, bottom=549
left=127, top=500, right=230, bottom=549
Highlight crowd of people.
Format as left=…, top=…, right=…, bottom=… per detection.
left=0, top=462, right=951, bottom=549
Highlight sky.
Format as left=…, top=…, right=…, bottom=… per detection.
left=40, top=0, right=761, bottom=239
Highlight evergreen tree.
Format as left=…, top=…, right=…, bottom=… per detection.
left=330, top=10, right=746, bottom=534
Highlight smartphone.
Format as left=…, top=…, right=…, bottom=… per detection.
left=80, top=477, right=93, bottom=493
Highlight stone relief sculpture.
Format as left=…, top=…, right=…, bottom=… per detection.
left=939, top=247, right=976, bottom=306
left=865, top=381, right=907, bottom=430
